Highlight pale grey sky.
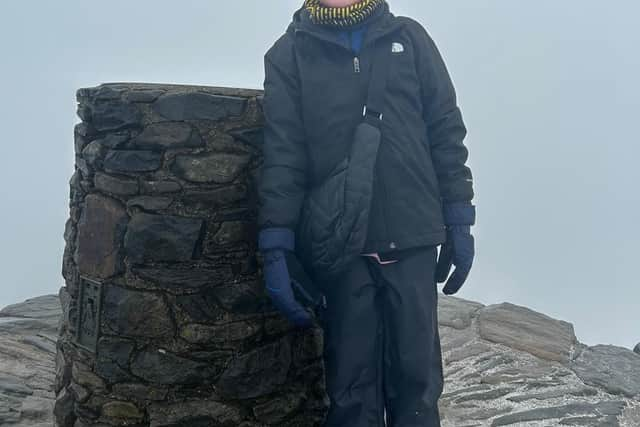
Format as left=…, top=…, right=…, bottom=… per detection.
left=0, top=1, right=638, bottom=348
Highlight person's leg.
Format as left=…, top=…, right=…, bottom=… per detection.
left=376, top=245, right=444, bottom=427
left=319, top=256, right=385, bottom=427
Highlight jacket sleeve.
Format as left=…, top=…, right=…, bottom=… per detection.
left=413, top=22, right=474, bottom=203
left=257, top=38, right=309, bottom=232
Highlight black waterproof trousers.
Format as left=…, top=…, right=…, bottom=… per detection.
left=318, top=245, right=444, bottom=427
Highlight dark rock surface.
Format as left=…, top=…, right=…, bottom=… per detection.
left=74, top=194, right=128, bottom=279
left=123, top=212, right=204, bottom=264
left=130, top=122, right=204, bottom=149
left=54, top=82, right=329, bottom=427
left=152, top=91, right=247, bottom=121
left=103, top=150, right=162, bottom=173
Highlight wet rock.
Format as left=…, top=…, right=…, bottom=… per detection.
left=126, top=195, right=173, bottom=211
left=181, top=184, right=248, bottom=209
left=172, top=152, right=250, bottom=184
left=53, top=387, right=76, bottom=427
left=209, top=220, right=250, bottom=247
left=74, top=123, right=91, bottom=152
left=91, top=132, right=130, bottom=149
left=147, top=399, right=242, bottom=427
left=89, top=101, right=141, bottom=132
left=507, top=386, right=598, bottom=402
left=111, top=382, right=168, bottom=401
left=75, top=156, right=91, bottom=177
left=291, top=327, right=325, bottom=366
left=465, top=406, right=514, bottom=421
left=208, top=279, right=265, bottom=313
left=55, top=345, right=72, bottom=394
left=490, top=400, right=627, bottom=427
left=253, top=393, right=303, bottom=425
left=95, top=337, right=136, bottom=383
left=123, top=212, right=203, bottom=264
left=102, top=285, right=173, bottom=339
left=125, top=88, right=165, bottom=103
left=101, top=400, right=144, bottom=421
left=153, top=92, right=246, bottom=121
left=571, top=344, right=640, bottom=398
left=216, top=337, right=292, bottom=399
left=129, top=265, right=233, bottom=293
left=173, top=291, right=228, bottom=323
left=228, top=126, right=264, bottom=149
left=179, top=318, right=262, bottom=344
left=444, top=341, right=492, bottom=365
left=68, top=381, right=90, bottom=403
left=140, top=179, right=182, bottom=194
left=130, top=122, right=204, bottom=149
left=81, top=140, right=107, bottom=166
left=0, top=294, right=62, bottom=321
left=438, top=295, right=484, bottom=329
left=77, top=85, right=124, bottom=102
left=455, top=387, right=515, bottom=403
left=103, top=149, right=162, bottom=173
left=74, top=194, right=128, bottom=279
left=477, top=302, right=577, bottom=363
left=71, top=362, right=106, bottom=392
left=130, top=348, right=214, bottom=384
left=94, top=172, right=139, bottom=196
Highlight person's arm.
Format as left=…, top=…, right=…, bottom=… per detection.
left=412, top=21, right=476, bottom=295
left=257, top=37, right=309, bottom=232
left=257, top=36, right=313, bottom=328
left=413, top=23, right=474, bottom=204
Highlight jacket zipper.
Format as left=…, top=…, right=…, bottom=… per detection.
left=349, top=31, right=361, bottom=73
left=294, top=24, right=397, bottom=249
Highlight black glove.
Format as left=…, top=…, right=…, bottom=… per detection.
left=258, top=228, right=313, bottom=328
left=435, top=202, right=476, bottom=295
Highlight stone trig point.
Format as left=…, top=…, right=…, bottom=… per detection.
left=55, top=83, right=327, bottom=427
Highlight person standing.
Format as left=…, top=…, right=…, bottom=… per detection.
left=257, top=1, right=476, bottom=426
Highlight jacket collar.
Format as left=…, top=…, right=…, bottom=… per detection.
left=287, top=1, right=403, bottom=54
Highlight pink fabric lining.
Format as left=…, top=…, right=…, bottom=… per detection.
left=361, top=252, right=398, bottom=264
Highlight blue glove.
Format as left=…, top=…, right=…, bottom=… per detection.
left=258, top=228, right=313, bottom=328
left=435, top=202, right=476, bottom=295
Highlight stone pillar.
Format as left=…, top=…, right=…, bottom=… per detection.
left=55, top=83, right=327, bottom=427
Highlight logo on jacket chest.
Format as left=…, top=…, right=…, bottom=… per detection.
left=391, top=42, right=404, bottom=53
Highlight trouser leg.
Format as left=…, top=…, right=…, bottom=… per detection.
left=319, top=255, right=385, bottom=427
left=373, top=245, right=444, bottom=427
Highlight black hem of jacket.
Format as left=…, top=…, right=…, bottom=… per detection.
left=361, top=228, right=446, bottom=254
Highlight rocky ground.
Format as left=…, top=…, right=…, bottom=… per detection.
left=0, top=294, right=60, bottom=426
left=436, top=298, right=640, bottom=426
left=0, top=292, right=638, bottom=426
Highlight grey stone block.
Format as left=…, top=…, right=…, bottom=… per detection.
left=477, top=302, right=577, bottom=363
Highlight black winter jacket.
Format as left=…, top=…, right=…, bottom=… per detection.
left=257, top=2, right=474, bottom=254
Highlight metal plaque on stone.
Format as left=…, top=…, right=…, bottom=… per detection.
left=75, top=276, right=103, bottom=352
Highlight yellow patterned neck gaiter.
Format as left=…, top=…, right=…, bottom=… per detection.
left=303, top=0, right=385, bottom=28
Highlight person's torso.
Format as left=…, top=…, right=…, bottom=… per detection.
left=276, top=4, right=447, bottom=253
